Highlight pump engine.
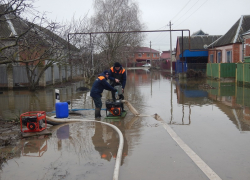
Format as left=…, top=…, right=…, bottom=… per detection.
left=105, top=99, right=123, bottom=116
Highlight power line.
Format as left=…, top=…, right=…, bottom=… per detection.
left=174, top=0, right=209, bottom=28
left=171, top=0, right=192, bottom=21
left=174, top=0, right=199, bottom=24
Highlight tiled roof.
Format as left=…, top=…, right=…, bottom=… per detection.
left=134, top=47, right=160, bottom=53
left=209, top=15, right=250, bottom=47
left=177, top=35, right=222, bottom=53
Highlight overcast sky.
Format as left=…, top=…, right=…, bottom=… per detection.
left=33, top=0, right=250, bottom=52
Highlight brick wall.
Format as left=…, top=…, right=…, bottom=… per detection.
left=233, top=44, right=240, bottom=62
left=245, top=38, right=250, bottom=56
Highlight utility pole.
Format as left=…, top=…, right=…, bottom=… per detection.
left=169, top=21, right=173, bottom=75
left=150, top=41, right=152, bottom=65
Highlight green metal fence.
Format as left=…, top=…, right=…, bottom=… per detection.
left=206, top=63, right=219, bottom=78
left=237, top=63, right=250, bottom=83
left=206, top=63, right=236, bottom=78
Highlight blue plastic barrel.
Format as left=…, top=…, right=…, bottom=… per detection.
left=55, top=102, right=69, bottom=118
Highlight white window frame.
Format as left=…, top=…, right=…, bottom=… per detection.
left=210, top=54, right=214, bottom=63
left=217, top=52, right=221, bottom=63
left=226, top=50, right=232, bottom=63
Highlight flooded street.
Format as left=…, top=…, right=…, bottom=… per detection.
left=1, top=69, right=250, bottom=180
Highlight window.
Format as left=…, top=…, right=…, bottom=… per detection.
left=138, top=53, right=142, bottom=57
left=153, top=53, right=156, bottom=57
left=217, top=52, right=221, bottom=63
left=226, top=51, right=232, bottom=63
left=147, top=53, right=150, bottom=57
left=210, top=54, right=214, bottom=63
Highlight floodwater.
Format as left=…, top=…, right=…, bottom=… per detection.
left=1, top=69, right=250, bottom=180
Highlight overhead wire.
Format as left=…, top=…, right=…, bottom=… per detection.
left=173, top=0, right=200, bottom=24
left=174, top=0, right=209, bottom=28
left=171, top=0, right=192, bottom=21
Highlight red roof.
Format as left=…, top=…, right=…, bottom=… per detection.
left=160, top=51, right=171, bottom=59
left=134, top=47, right=160, bottom=53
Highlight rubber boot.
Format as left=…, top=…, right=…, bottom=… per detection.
left=95, top=108, right=101, bottom=118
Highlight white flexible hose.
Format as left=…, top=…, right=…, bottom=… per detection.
left=46, top=116, right=124, bottom=180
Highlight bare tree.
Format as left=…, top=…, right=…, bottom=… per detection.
left=60, top=15, right=97, bottom=84
left=91, top=0, right=145, bottom=67
left=0, top=1, right=76, bottom=91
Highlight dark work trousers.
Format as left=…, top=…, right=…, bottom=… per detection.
left=92, top=97, right=102, bottom=109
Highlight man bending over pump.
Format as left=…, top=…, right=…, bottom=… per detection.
left=90, top=70, right=117, bottom=118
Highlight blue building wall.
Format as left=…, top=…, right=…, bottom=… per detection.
left=175, top=50, right=208, bottom=73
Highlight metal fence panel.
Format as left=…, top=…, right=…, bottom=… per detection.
left=45, top=66, right=52, bottom=83
left=54, top=64, right=60, bottom=80
left=243, top=63, right=250, bottom=83
left=0, top=66, right=7, bottom=84
left=220, top=63, right=236, bottom=78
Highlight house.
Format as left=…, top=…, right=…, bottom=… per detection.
left=208, top=15, right=250, bottom=63
left=175, top=29, right=221, bottom=73
left=131, top=47, right=160, bottom=64
left=0, top=4, right=79, bottom=66
left=160, top=51, right=171, bottom=61
left=0, top=4, right=80, bottom=89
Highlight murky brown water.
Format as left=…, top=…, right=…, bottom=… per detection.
left=1, top=69, right=250, bottom=180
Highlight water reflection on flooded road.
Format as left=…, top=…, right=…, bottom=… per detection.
left=1, top=70, right=250, bottom=180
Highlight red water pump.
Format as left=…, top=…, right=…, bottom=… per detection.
left=106, top=99, right=123, bottom=116
left=20, top=111, right=47, bottom=133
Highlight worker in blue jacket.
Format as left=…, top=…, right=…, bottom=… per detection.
left=90, top=70, right=117, bottom=118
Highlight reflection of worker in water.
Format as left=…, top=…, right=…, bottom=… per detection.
left=90, top=70, right=117, bottom=118
left=108, top=62, right=127, bottom=101
left=91, top=121, right=128, bottom=164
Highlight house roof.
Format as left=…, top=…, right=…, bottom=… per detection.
left=242, top=29, right=250, bottom=36
left=192, top=30, right=208, bottom=36
left=134, top=47, right=160, bottom=53
left=177, top=35, right=222, bottom=53
left=160, top=51, right=171, bottom=59
left=0, top=5, right=28, bottom=38
left=209, top=15, right=250, bottom=47
left=0, top=4, right=79, bottom=51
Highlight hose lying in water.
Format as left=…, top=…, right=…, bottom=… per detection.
left=46, top=115, right=123, bottom=180
left=121, top=100, right=140, bottom=116
left=45, top=100, right=140, bottom=179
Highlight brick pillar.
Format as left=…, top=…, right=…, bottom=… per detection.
left=7, top=64, right=14, bottom=90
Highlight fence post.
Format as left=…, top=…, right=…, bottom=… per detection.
left=7, top=64, right=14, bottom=90
left=219, top=63, right=221, bottom=79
